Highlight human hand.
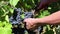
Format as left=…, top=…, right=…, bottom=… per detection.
left=24, top=18, right=40, bottom=30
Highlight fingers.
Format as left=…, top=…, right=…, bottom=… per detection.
left=23, top=18, right=38, bottom=30
left=28, top=25, right=38, bottom=31
left=23, top=18, right=26, bottom=22
left=23, top=18, right=28, bottom=24
left=23, top=18, right=31, bottom=29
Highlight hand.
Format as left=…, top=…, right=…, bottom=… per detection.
left=24, top=18, right=39, bottom=30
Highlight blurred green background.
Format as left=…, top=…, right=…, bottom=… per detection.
left=0, top=0, right=60, bottom=34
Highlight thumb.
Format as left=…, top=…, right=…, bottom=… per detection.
left=23, top=18, right=28, bottom=22
left=23, top=19, right=26, bottom=23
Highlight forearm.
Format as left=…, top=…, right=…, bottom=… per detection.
left=36, top=11, right=60, bottom=25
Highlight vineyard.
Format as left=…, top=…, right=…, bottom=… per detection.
left=0, top=0, right=60, bottom=34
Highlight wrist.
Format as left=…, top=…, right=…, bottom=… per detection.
left=35, top=18, right=45, bottom=24
left=35, top=18, right=47, bottom=26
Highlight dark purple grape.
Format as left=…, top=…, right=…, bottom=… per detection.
left=9, top=8, right=43, bottom=34
left=12, top=20, right=18, bottom=24
left=9, top=8, right=23, bottom=24
left=9, top=16, right=13, bottom=22
left=24, top=12, right=33, bottom=19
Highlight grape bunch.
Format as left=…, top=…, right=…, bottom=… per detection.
left=24, top=12, right=33, bottom=18
left=9, top=8, right=42, bottom=34
left=9, top=8, right=22, bottom=25
left=9, top=8, right=35, bottom=34
left=9, top=8, right=25, bottom=34
left=9, top=8, right=33, bottom=25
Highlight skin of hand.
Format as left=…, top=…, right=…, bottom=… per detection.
left=24, top=11, right=60, bottom=30
left=24, top=18, right=40, bottom=30
left=24, top=0, right=59, bottom=30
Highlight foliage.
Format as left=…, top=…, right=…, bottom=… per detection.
left=0, top=0, right=60, bottom=34
left=0, top=1, right=13, bottom=34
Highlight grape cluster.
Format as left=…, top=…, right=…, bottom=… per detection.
left=9, top=8, right=42, bottom=34
left=9, top=8, right=22, bottom=24
left=9, top=8, right=35, bottom=34
left=9, top=8, right=33, bottom=25
left=24, top=12, right=33, bottom=18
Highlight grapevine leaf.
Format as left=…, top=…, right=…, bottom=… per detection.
left=0, top=27, right=12, bottom=34
left=0, top=21, right=4, bottom=27
left=5, top=15, right=9, bottom=22
left=4, top=23, right=12, bottom=28
left=9, top=0, right=19, bottom=7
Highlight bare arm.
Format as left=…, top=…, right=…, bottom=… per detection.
left=24, top=11, right=60, bottom=30
left=36, top=11, right=60, bottom=25
left=24, top=0, right=59, bottom=30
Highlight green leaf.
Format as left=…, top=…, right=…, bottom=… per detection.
left=25, top=3, right=32, bottom=9
left=9, top=0, right=19, bottom=7
left=9, top=8, right=14, bottom=13
left=4, top=23, right=12, bottom=28
left=0, top=27, right=12, bottom=34
left=48, top=7, right=52, bottom=9
left=0, top=21, right=4, bottom=27
left=21, top=14, right=25, bottom=19
left=46, top=25, right=51, bottom=30
left=32, top=0, right=35, bottom=4
left=3, top=21, right=6, bottom=25
left=42, top=10, right=50, bottom=16
left=37, top=10, right=50, bottom=18
left=5, top=15, right=9, bottom=22
left=44, top=30, right=54, bottom=34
